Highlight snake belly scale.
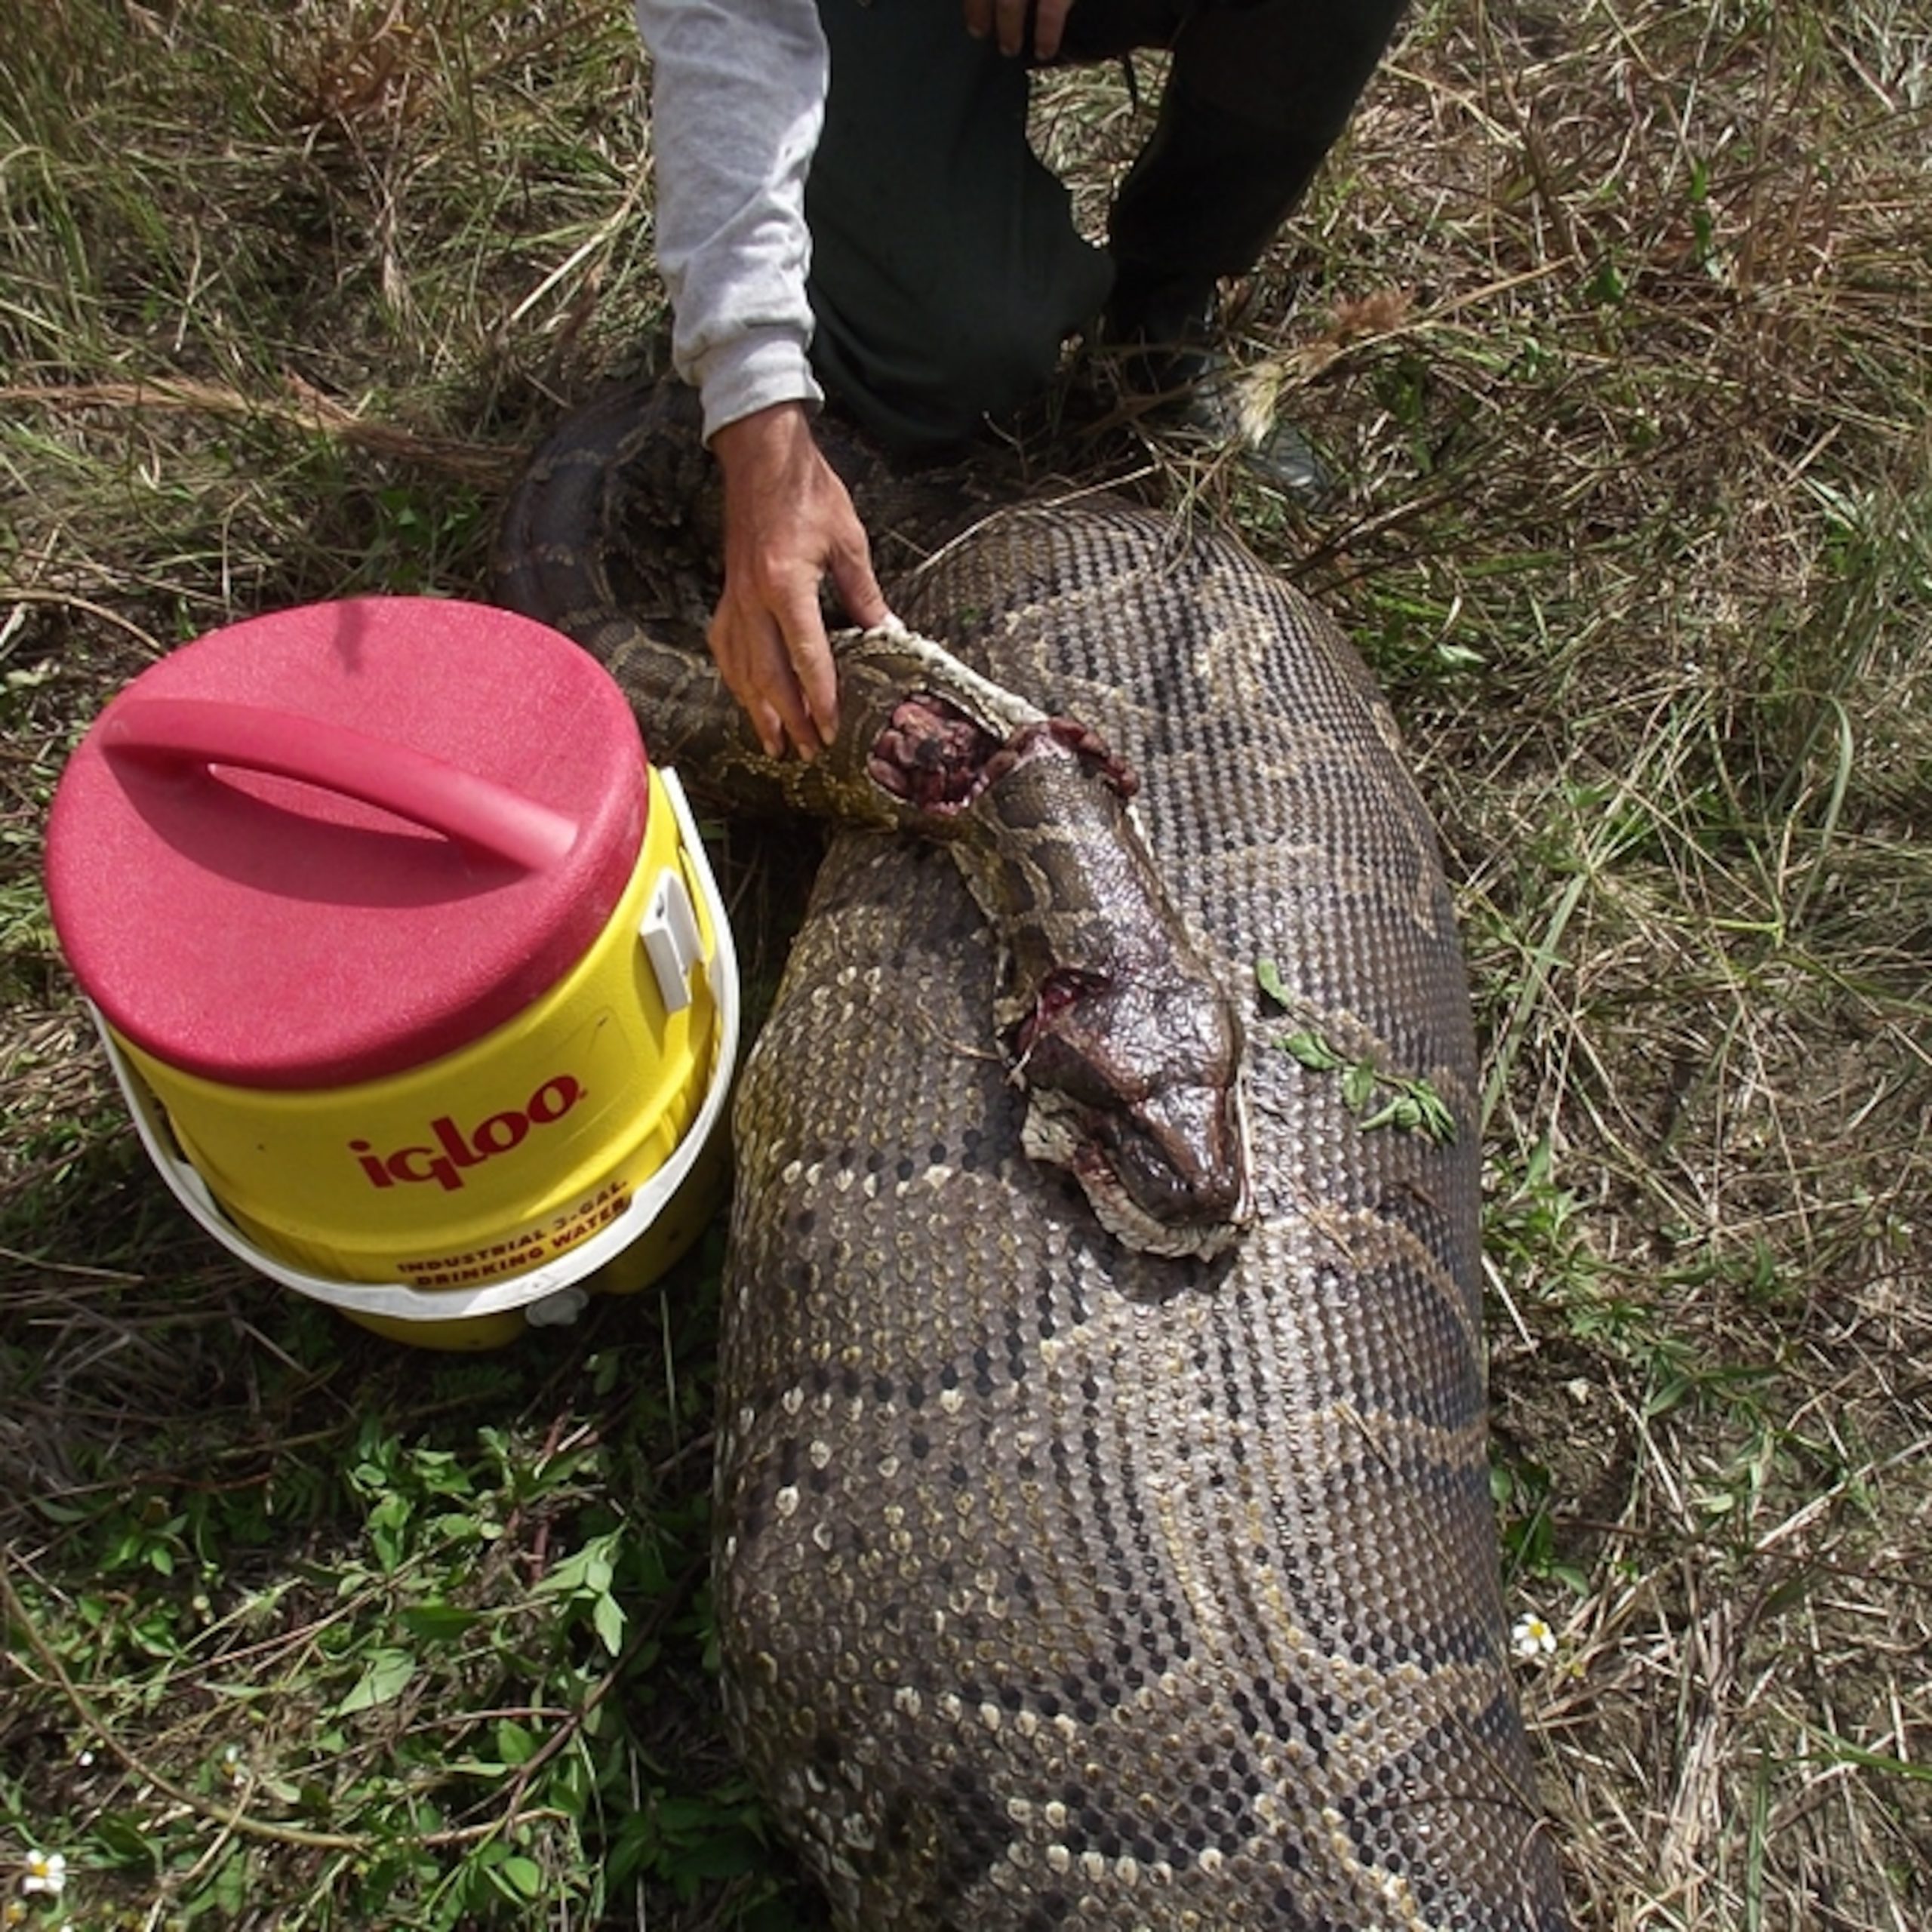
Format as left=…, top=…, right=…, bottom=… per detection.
left=495, top=392, right=1570, bottom=1930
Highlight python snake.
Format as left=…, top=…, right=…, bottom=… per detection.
left=495, top=382, right=1570, bottom=1930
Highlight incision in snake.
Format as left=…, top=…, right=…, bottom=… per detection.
left=495, top=380, right=1571, bottom=1930
left=496, top=382, right=1249, bottom=1265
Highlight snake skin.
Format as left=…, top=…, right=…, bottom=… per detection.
left=495, top=388, right=1570, bottom=1930
left=494, top=383, right=1249, bottom=1260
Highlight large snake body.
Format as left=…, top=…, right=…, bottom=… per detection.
left=496, top=386, right=1569, bottom=1930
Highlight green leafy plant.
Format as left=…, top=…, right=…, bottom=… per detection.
left=1254, top=959, right=1457, bottom=1143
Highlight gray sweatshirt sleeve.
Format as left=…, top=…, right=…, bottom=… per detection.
left=632, top=0, right=827, bottom=442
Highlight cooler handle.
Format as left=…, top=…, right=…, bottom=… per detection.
left=101, top=695, right=579, bottom=871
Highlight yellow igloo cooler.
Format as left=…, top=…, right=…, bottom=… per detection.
left=43, top=596, right=738, bottom=1349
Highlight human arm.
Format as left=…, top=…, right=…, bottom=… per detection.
left=709, top=401, right=888, bottom=760
left=632, top=0, right=828, bottom=437
left=632, top=2, right=891, bottom=755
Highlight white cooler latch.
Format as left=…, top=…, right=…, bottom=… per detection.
left=641, top=865, right=706, bottom=1013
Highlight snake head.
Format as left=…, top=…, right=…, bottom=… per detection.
left=1011, top=965, right=1253, bottom=1260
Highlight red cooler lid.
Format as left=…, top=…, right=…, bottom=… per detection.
left=45, top=598, right=646, bottom=1090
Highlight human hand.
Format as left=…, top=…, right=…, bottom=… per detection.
left=709, top=401, right=890, bottom=760
left=963, top=0, right=1076, bottom=61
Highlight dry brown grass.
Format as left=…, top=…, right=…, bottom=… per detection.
left=3, top=2, right=1928, bottom=1927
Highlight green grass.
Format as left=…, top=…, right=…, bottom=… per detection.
left=5, top=1, right=1930, bottom=1927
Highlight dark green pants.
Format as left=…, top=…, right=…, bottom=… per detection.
left=805, top=0, right=1407, bottom=453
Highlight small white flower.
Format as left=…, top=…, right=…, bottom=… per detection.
left=20, top=1849, right=67, bottom=1897
left=1512, top=1612, right=1558, bottom=1661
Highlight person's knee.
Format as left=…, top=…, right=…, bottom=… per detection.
left=920, top=278, right=1076, bottom=424
left=811, top=256, right=1097, bottom=452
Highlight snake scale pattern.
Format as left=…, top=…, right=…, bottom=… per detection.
left=496, top=385, right=1570, bottom=1930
